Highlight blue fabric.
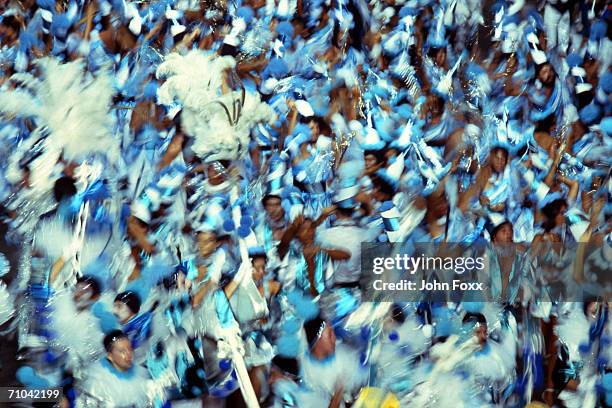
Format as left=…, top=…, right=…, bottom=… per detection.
left=265, top=58, right=289, bottom=79
left=601, top=117, right=612, bottom=135
left=590, top=20, right=607, bottom=41
left=214, top=289, right=235, bottom=328
left=601, top=72, right=612, bottom=94
left=92, top=301, right=119, bottom=333
left=16, top=366, right=51, bottom=388
left=123, top=312, right=154, bottom=349
left=566, top=52, right=583, bottom=68
left=579, top=102, right=602, bottom=125
left=276, top=21, right=294, bottom=38
left=236, top=6, right=255, bottom=23
left=531, top=81, right=561, bottom=121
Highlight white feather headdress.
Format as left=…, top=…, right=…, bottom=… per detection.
left=0, top=282, right=15, bottom=326
left=156, top=50, right=275, bottom=163
left=0, top=57, right=117, bottom=189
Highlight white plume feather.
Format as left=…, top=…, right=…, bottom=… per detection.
left=0, top=58, right=116, bottom=163
left=156, top=50, right=275, bottom=162
left=48, top=290, right=104, bottom=370
left=156, top=52, right=236, bottom=108
left=0, top=89, right=41, bottom=118
left=0, top=282, right=15, bottom=325
left=555, top=306, right=591, bottom=361
left=33, top=217, right=74, bottom=260
left=242, top=22, right=274, bottom=57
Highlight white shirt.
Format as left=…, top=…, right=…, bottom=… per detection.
left=316, top=219, right=378, bottom=284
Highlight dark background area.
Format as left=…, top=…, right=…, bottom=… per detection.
left=1, top=216, right=21, bottom=389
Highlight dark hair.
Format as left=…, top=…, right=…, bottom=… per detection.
left=541, top=198, right=567, bottom=232
left=372, top=175, right=396, bottom=198
left=303, top=315, right=326, bottom=348
left=162, top=271, right=184, bottom=289
left=331, top=20, right=342, bottom=48
left=364, top=149, right=386, bottom=164
left=53, top=176, right=77, bottom=203
left=427, top=95, right=445, bottom=115
left=312, top=116, right=331, bottom=136
left=219, top=42, right=238, bottom=57
left=491, top=221, right=513, bottom=241
left=535, top=62, right=557, bottom=79
left=76, top=276, right=102, bottom=298
left=1, top=16, right=21, bottom=33
left=490, top=146, right=509, bottom=162
left=336, top=206, right=355, bottom=218
left=391, top=304, right=406, bottom=324
left=583, top=298, right=600, bottom=317
left=103, top=330, right=129, bottom=352
left=272, top=356, right=299, bottom=377
left=250, top=251, right=268, bottom=262
left=114, top=291, right=141, bottom=315
left=427, top=46, right=446, bottom=59
left=462, top=312, right=487, bottom=326
left=262, top=194, right=282, bottom=206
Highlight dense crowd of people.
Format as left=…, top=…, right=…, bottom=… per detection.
left=0, top=0, right=610, bottom=407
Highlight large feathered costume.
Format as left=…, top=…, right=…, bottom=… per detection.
left=0, top=281, right=15, bottom=326
left=0, top=57, right=117, bottom=191
left=0, top=254, right=14, bottom=326
left=47, top=290, right=104, bottom=375
left=554, top=305, right=599, bottom=408
left=156, top=50, right=275, bottom=163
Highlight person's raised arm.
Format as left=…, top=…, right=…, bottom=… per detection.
left=49, top=256, right=66, bottom=284
left=544, top=141, right=566, bottom=187
left=458, top=165, right=490, bottom=212
left=157, top=132, right=185, bottom=171
left=557, top=174, right=579, bottom=204
left=278, top=216, right=302, bottom=260
left=237, top=54, right=269, bottom=74
left=313, top=205, right=336, bottom=228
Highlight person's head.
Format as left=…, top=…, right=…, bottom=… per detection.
left=371, top=176, right=395, bottom=203
left=310, top=116, right=331, bottom=138
left=74, top=276, right=102, bottom=311
left=53, top=176, right=77, bottom=203
left=103, top=330, right=133, bottom=371
left=197, top=230, right=217, bottom=257
left=490, top=147, right=509, bottom=174
left=584, top=299, right=601, bottom=321
left=428, top=46, right=447, bottom=67
left=263, top=194, right=284, bottom=222
left=335, top=206, right=355, bottom=219
left=0, top=16, right=21, bottom=46
left=296, top=218, right=315, bottom=244
left=541, top=198, right=568, bottom=231
left=113, top=291, right=141, bottom=324
left=584, top=55, right=600, bottom=80
left=536, top=62, right=555, bottom=86
left=492, top=221, right=513, bottom=244
left=251, top=255, right=267, bottom=282
left=364, top=150, right=384, bottom=171
left=463, top=312, right=487, bottom=347
left=270, top=356, right=299, bottom=384
left=426, top=94, right=445, bottom=119
left=304, top=316, right=336, bottom=359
